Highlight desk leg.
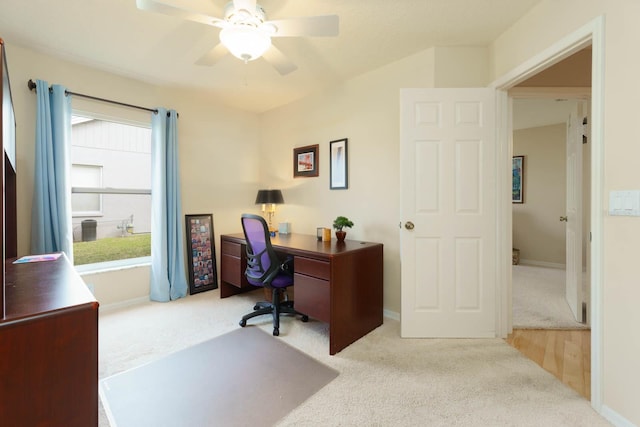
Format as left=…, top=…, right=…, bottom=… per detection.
left=329, top=246, right=384, bottom=355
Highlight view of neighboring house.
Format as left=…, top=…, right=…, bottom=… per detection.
left=70, top=117, right=151, bottom=242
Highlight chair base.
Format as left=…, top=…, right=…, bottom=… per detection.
left=239, top=288, right=308, bottom=336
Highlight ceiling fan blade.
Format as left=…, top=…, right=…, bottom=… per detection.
left=262, top=45, right=298, bottom=76
left=136, top=0, right=224, bottom=28
left=267, top=15, right=339, bottom=37
left=195, top=43, right=229, bottom=66
left=233, top=0, right=257, bottom=13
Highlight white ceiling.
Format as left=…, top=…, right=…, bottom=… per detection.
left=0, top=0, right=541, bottom=113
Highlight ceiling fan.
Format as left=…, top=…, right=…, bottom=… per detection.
left=135, top=0, right=339, bottom=75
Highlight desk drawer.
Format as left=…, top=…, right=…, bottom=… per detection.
left=295, top=256, right=330, bottom=281
left=294, top=273, right=330, bottom=323
left=221, top=253, right=242, bottom=287
left=221, top=240, right=242, bottom=257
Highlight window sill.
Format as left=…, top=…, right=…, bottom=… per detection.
left=75, top=256, right=151, bottom=275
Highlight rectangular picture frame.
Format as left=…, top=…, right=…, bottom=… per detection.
left=185, top=214, right=218, bottom=295
left=293, top=144, right=319, bottom=178
left=330, top=138, right=348, bottom=190
left=512, top=155, right=524, bottom=204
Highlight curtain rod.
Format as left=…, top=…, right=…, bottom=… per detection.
left=27, top=79, right=172, bottom=116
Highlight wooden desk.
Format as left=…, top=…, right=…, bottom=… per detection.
left=220, top=233, right=383, bottom=355
left=0, top=254, right=99, bottom=426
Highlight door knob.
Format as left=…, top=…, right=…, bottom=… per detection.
left=560, top=216, right=568, bottom=222
left=404, top=221, right=415, bottom=230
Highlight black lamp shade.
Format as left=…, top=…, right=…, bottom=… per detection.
left=255, top=189, right=284, bottom=205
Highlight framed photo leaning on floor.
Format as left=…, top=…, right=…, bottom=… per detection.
left=185, top=214, right=218, bottom=294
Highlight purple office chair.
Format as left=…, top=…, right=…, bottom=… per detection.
left=239, top=214, right=308, bottom=336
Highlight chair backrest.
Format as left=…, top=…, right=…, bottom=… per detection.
left=241, top=214, right=282, bottom=286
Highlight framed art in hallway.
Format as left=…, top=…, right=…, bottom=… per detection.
left=512, top=155, right=524, bottom=203
left=330, top=138, right=348, bottom=189
left=185, top=214, right=217, bottom=295
left=293, top=144, right=319, bottom=177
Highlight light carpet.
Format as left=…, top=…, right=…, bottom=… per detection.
left=512, top=264, right=589, bottom=329
left=99, top=289, right=609, bottom=426
left=100, top=327, right=338, bottom=427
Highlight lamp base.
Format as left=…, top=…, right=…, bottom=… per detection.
left=266, top=211, right=275, bottom=234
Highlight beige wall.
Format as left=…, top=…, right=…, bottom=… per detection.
left=81, top=265, right=150, bottom=307
left=492, top=0, right=640, bottom=424
left=258, top=46, right=491, bottom=315
left=512, top=124, right=566, bottom=266
left=7, top=44, right=261, bottom=305
left=434, top=46, right=490, bottom=87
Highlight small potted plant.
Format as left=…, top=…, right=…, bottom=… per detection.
left=332, top=216, right=354, bottom=242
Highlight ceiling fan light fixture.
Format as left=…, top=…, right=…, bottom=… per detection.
left=220, top=26, right=271, bottom=63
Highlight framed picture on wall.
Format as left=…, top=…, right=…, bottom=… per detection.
left=293, top=144, right=319, bottom=177
left=330, top=138, right=348, bottom=189
left=185, top=214, right=218, bottom=295
left=512, top=155, right=524, bottom=203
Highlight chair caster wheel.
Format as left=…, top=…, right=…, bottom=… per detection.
left=301, top=315, right=309, bottom=322
left=239, top=319, right=246, bottom=327
left=273, top=328, right=279, bottom=336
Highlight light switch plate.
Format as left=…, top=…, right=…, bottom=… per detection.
left=609, top=190, right=640, bottom=216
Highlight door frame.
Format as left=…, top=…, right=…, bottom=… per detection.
left=491, top=15, right=604, bottom=410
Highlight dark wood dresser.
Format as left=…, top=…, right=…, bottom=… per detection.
left=0, top=255, right=99, bottom=426
left=1, top=39, right=98, bottom=425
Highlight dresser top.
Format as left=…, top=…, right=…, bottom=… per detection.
left=2, top=254, right=98, bottom=324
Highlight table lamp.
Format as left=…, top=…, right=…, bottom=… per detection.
left=255, top=189, right=284, bottom=231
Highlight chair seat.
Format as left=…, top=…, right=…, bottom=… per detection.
left=247, top=273, right=293, bottom=288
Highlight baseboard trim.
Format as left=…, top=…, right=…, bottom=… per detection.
left=518, top=259, right=566, bottom=269
left=384, top=309, right=400, bottom=321
left=600, top=404, right=636, bottom=427
left=100, top=296, right=149, bottom=313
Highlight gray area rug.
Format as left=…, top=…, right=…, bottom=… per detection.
left=100, top=327, right=338, bottom=427
left=513, top=265, right=589, bottom=329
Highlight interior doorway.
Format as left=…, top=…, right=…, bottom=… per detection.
left=511, top=95, right=591, bottom=329
left=506, top=47, right=593, bottom=400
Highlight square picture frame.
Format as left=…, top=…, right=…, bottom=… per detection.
left=512, top=155, right=524, bottom=204
left=185, top=214, right=218, bottom=294
left=293, top=144, right=319, bottom=178
left=330, top=138, right=348, bottom=190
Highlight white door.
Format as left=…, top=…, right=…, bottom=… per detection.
left=564, top=103, right=586, bottom=322
left=400, top=88, right=496, bottom=337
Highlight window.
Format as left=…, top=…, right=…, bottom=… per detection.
left=72, top=164, right=102, bottom=215
left=71, top=115, right=152, bottom=266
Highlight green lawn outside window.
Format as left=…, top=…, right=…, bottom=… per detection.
left=73, top=233, right=151, bottom=265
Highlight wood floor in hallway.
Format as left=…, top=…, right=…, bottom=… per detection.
left=506, top=328, right=591, bottom=400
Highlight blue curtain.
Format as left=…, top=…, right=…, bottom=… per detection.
left=30, top=80, right=74, bottom=261
left=150, top=108, right=188, bottom=302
